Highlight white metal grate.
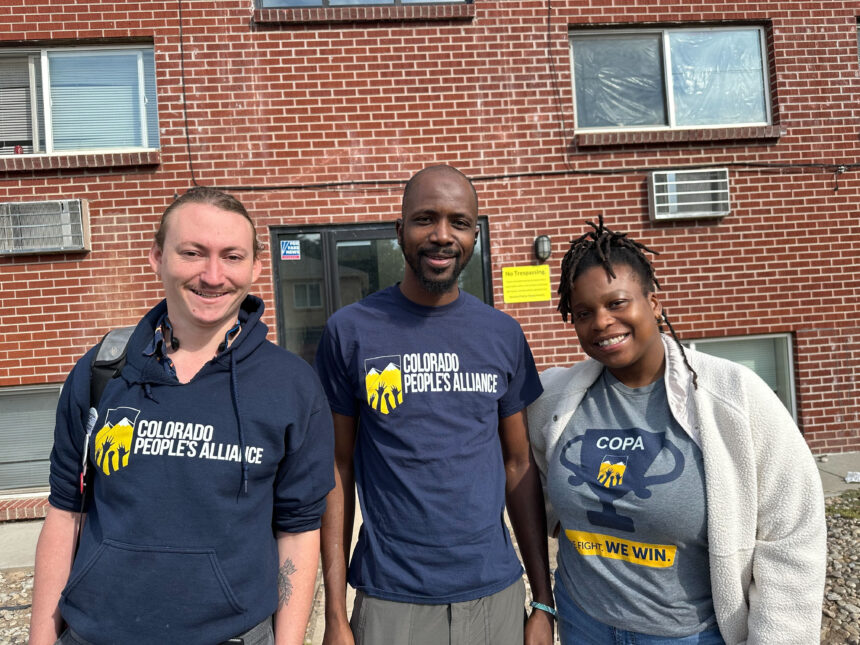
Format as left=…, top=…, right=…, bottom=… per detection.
left=648, top=168, right=731, bottom=221
left=0, top=199, right=88, bottom=254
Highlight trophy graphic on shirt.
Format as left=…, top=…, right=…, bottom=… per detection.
left=559, top=427, right=684, bottom=532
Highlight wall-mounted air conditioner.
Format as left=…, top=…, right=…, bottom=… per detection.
left=648, top=168, right=730, bottom=222
left=0, top=199, right=89, bottom=255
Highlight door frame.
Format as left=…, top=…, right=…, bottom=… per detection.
left=269, top=218, right=493, bottom=350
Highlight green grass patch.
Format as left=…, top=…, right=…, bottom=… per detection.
left=826, top=489, right=860, bottom=519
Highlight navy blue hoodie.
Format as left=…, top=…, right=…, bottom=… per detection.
left=49, top=296, right=334, bottom=645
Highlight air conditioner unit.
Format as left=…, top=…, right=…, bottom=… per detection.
left=0, top=199, right=89, bottom=255
left=647, top=168, right=730, bottom=221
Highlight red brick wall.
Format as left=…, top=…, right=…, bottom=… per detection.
left=0, top=496, right=49, bottom=522
left=1, top=0, right=858, bottom=454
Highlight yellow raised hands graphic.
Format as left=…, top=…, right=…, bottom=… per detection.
left=597, top=459, right=627, bottom=488
left=94, top=407, right=139, bottom=475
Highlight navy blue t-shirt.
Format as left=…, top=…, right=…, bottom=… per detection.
left=315, top=286, right=543, bottom=603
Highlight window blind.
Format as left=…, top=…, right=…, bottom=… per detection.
left=0, top=58, right=33, bottom=153
left=49, top=52, right=142, bottom=150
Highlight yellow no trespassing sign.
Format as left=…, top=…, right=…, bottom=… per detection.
left=501, top=265, right=552, bottom=304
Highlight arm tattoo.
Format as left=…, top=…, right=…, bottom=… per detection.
left=277, top=557, right=297, bottom=608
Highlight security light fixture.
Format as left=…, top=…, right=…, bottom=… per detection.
left=534, top=235, right=552, bottom=262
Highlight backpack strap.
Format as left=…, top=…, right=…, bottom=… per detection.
left=76, top=325, right=135, bottom=555
left=89, top=325, right=135, bottom=409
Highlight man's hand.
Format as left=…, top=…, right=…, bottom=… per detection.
left=321, top=412, right=358, bottom=645
left=322, top=615, right=355, bottom=645
left=29, top=507, right=80, bottom=645
left=273, top=530, right=320, bottom=645
left=524, top=608, right=554, bottom=645
left=499, top=411, right=555, bottom=645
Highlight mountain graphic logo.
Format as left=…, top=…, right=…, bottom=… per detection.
left=94, top=407, right=140, bottom=476
left=364, top=355, right=403, bottom=415
left=597, top=455, right=628, bottom=488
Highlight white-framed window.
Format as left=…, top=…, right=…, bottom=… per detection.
left=293, top=282, right=323, bottom=310
left=260, top=0, right=467, bottom=7
left=684, top=333, right=796, bottom=420
left=0, top=46, right=159, bottom=156
left=570, top=26, right=771, bottom=131
left=0, top=384, right=62, bottom=491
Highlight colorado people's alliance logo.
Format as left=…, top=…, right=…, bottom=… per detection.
left=364, top=355, right=403, bottom=415
left=94, top=407, right=140, bottom=475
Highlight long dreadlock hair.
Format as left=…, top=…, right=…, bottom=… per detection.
left=557, top=215, right=698, bottom=388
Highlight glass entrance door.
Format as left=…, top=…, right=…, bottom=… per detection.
left=272, top=220, right=491, bottom=363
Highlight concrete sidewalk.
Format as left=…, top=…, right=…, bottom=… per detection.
left=817, top=451, right=860, bottom=497
left=0, top=516, right=42, bottom=570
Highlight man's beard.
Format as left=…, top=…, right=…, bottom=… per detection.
left=405, top=247, right=472, bottom=295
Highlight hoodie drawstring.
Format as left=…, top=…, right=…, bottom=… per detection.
left=229, top=352, right=249, bottom=495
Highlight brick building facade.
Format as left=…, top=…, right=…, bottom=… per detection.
left=1, top=0, right=858, bottom=502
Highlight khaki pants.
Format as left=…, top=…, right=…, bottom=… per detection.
left=350, top=578, right=526, bottom=645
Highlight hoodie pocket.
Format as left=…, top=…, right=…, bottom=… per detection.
left=62, top=538, right=246, bottom=634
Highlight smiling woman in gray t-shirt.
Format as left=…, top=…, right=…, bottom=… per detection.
left=528, top=216, right=826, bottom=644
left=550, top=369, right=714, bottom=638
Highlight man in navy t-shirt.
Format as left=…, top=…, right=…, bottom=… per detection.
left=315, top=165, right=555, bottom=645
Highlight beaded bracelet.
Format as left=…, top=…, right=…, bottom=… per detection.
left=529, top=601, right=558, bottom=619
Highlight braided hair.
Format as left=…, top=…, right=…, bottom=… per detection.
left=557, top=215, right=698, bottom=388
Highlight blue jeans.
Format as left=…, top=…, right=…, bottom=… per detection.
left=554, top=571, right=725, bottom=645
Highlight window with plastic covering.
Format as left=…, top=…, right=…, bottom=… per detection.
left=570, top=27, right=771, bottom=131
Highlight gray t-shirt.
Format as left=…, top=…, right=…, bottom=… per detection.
left=548, top=369, right=716, bottom=636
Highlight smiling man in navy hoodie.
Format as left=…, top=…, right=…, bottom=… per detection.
left=29, top=187, right=334, bottom=645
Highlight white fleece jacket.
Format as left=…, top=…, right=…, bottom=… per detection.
left=528, top=335, right=826, bottom=644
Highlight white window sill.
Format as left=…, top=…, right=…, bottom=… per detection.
left=574, top=126, right=785, bottom=148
